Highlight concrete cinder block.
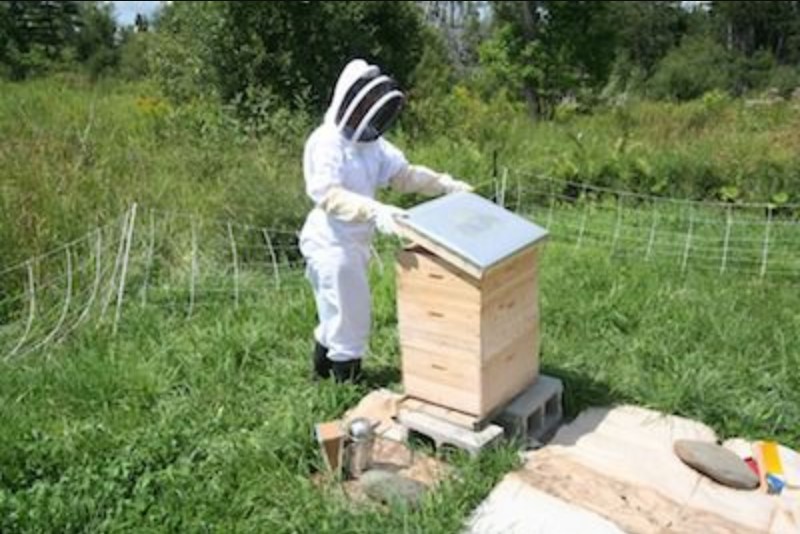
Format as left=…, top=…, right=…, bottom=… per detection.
left=494, top=375, right=564, bottom=444
left=397, top=409, right=505, bottom=456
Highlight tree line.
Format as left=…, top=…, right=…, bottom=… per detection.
left=1, top=1, right=798, bottom=116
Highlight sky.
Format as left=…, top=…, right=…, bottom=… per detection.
left=110, top=1, right=164, bottom=26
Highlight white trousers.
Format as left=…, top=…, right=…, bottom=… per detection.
left=304, top=245, right=371, bottom=362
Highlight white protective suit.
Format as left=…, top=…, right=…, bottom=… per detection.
left=300, top=59, right=471, bottom=363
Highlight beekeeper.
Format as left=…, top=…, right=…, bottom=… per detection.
left=300, top=58, right=472, bottom=382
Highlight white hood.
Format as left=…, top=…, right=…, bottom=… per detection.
left=323, top=59, right=380, bottom=127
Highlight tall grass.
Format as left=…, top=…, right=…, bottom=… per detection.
left=405, top=89, right=800, bottom=205
left=3, top=78, right=800, bottom=270
left=0, top=76, right=309, bottom=269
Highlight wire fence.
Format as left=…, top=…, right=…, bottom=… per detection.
left=0, top=204, right=308, bottom=362
left=2, top=169, right=800, bottom=360
left=495, top=170, right=800, bottom=280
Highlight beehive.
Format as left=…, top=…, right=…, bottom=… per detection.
left=396, top=192, right=548, bottom=419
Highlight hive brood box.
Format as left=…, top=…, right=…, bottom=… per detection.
left=396, top=192, right=548, bottom=419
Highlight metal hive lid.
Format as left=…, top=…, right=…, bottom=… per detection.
left=398, top=192, right=548, bottom=276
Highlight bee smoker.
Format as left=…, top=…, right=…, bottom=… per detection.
left=344, top=417, right=378, bottom=478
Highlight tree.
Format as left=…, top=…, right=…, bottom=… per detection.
left=417, top=1, right=489, bottom=70
left=0, top=0, right=117, bottom=79
left=134, top=13, right=149, bottom=33
left=611, top=1, right=687, bottom=76
left=647, top=34, right=733, bottom=100
left=152, top=1, right=428, bottom=114
left=712, top=1, right=800, bottom=64
left=481, top=1, right=618, bottom=117
left=74, top=1, right=117, bottom=77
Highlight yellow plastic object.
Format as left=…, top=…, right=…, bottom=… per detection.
left=761, top=441, right=784, bottom=476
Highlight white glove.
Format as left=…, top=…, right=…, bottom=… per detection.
left=439, top=174, right=474, bottom=194
left=374, top=204, right=408, bottom=236
left=318, top=186, right=408, bottom=235
left=390, top=165, right=473, bottom=196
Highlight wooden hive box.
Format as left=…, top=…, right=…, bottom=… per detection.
left=396, top=192, right=548, bottom=420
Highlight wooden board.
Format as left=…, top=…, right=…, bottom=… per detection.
left=467, top=406, right=800, bottom=533
left=481, top=329, right=540, bottom=415
left=402, top=372, right=481, bottom=416
left=314, top=420, right=345, bottom=475
left=397, top=225, right=484, bottom=279
left=481, top=246, right=539, bottom=293
left=397, top=245, right=481, bottom=283
left=399, top=397, right=481, bottom=430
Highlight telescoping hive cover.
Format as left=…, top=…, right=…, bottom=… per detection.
left=398, top=192, right=549, bottom=276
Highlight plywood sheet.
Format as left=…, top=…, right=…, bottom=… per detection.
left=468, top=405, right=800, bottom=533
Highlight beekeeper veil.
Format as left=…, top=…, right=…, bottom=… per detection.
left=324, top=59, right=405, bottom=143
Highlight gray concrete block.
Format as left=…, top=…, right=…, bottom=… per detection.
left=494, top=374, right=564, bottom=443
left=397, top=408, right=505, bottom=456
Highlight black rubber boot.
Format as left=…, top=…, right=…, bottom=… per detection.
left=331, top=359, right=363, bottom=384
left=312, top=341, right=332, bottom=380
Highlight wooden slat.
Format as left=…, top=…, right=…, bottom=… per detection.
left=398, top=294, right=481, bottom=326
left=481, top=265, right=538, bottom=308
left=397, top=247, right=480, bottom=286
left=402, top=372, right=481, bottom=416
left=481, top=294, right=539, bottom=360
left=396, top=227, right=484, bottom=279
left=481, top=330, right=539, bottom=415
left=482, top=246, right=538, bottom=293
left=398, top=397, right=480, bottom=429
left=399, top=336, right=480, bottom=364
left=401, top=345, right=480, bottom=389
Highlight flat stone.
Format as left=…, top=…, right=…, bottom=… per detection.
left=359, top=469, right=428, bottom=508
left=674, top=440, right=759, bottom=490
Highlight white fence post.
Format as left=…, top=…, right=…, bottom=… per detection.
left=645, top=205, right=658, bottom=261
left=227, top=222, right=239, bottom=309
left=261, top=228, right=281, bottom=289
left=760, top=208, right=772, bottom=278
left=188, top=218, right=198, bottom=318
left=113, top=203, right=137, bottom=335
left=681, top=211, right=694, bottom=274
left=720, top=208, right=732, bottom=274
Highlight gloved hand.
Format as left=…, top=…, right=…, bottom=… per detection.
left=389, top=165, right=474, bottom=196
left=439, top=174, right=474, bottom=194
left=374, top=204, right=408, bottom=236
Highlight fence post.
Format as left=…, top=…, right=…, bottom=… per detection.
left=262, top=228, right=281, bottom=289
left=5, top=261, right=36, bottom=361
left=645, top=204, right=658, bottom=261
left=100, top=209, right=131, bottom=320
left=113, top=203, right=137, bottom=335
left=227, top=222, right=239, bottom=309
left=141, top=208, right=156, bottom=306
left=188, top=217, right=198, bottom=318
left=499, top=167, right=508, bottom=208
left=575, top=186, right=589, bottom=250
left=760, top=207, right=772, bottom=278
left=610, top=194, right=623, bottom=256
left=681, top=210, right=694, bottom=274
left=720, top=207, right=732, bottom=274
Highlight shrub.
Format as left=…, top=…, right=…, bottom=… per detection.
left=648, top=36, right=733, bottom=101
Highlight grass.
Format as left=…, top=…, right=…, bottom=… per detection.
left=2, top=75, right=800, bottom=532
left=1, top=241, right=798, bottom=532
